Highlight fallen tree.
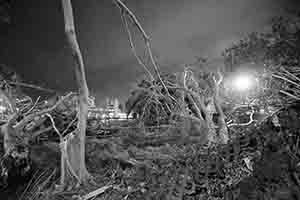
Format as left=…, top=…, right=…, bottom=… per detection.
left=125, top=68, right=229, bottom=145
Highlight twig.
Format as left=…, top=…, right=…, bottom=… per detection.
left=7, top=81, right=56, bottom=93
left=23, top=169, right=51, bottom=200
left=293, top=172, right=300, bottom=189
left=227, top=106, right=257, bottom=127
left=14, top=92, right=74, bottom=131
left=18, top=169, right=41, bottom=200
left=45, top=113, right=62, bottom=137
left=16, top=96, right=32, bottom=104
left=119, top=11, right=154, bottom=81
left=80, top=185, right=112, bottom=200
left=62, top=116, right=77, bottom=135
left=113, top=0, right=149, bottom=41
left=113, top=0, right=170, bottom=96
left=45, top=113, right=66, bottom=185
left=24, top=96, right=41, bottom=115
left=272, top=74, right=300, bottom=88
left=30, top=126, right=52, bottom=139
left=280, top=66, right=300, bottom=83
left=145, top=42, right=170, bottom=94
left=279, top=90, right=300, bottom=100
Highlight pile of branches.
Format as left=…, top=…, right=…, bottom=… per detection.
left=0, top=89, right=102, bottom=191
left=126, top=67, right=230, bottom=145
left=125, top=74, right=183, bottom=126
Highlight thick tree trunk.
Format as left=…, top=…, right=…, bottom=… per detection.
left=61, top=0, right=90, bottom=184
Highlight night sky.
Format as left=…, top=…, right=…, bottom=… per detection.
left=0, top=0, right=299, bottom=105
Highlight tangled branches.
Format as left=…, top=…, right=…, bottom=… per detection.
left=125, top=67, right=230, bottom=145
left=125, top=74, right=181, bottom=126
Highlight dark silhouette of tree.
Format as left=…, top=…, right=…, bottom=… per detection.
left=223, top=11, right=300, bottom=108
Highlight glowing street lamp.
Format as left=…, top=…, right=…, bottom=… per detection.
left=232, top=74, right=255, bottom=91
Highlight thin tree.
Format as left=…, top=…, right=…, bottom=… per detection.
left=61, top=0, right=90, bottom=184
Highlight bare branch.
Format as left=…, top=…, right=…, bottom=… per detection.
left=272, top=73, right=300, bottom=88
left=280, top=66, right=300, bottom=83
left=119, top=11, right=154, bottom=81
left=62, top=116, right=77, bottom=135
left=24, top=96, right=41, bottom=115
left=81, top=185, right=112, bottom=200
left=14, top=93, right=74, bottom=131
left=279, top=90, right=300, bottom=100
left=113, top=0, right=170, bottom=96
left=227, top=107, right=257, bottom=127
left=45, top=113, right=62, bottom=138
left=7, top=81, right=56, bottom=93
left=113, top=0, right=150, bottom=41
left=30, top=126, right=52, bottom=139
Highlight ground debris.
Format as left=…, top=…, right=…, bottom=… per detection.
left=2, top=99, right=300, bottom=200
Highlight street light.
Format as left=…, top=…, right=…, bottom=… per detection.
left=232, top=74, right=255, bottom=92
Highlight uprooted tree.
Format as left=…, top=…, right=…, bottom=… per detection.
left=123, top=9, right=300, bottom=146
left=115, top=0, right=229, bottom=145
left=0, top=0, right=92, bottom=188
left=125, top=67, right=229, bottom=145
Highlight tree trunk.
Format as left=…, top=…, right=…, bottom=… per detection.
left=181, top=70, right=229, bottom=145
left=212, top=71, right=229, bottom=144
left=61, top=0, right=90, bottom=185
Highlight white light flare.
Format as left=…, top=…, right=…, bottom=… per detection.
left=232, top=74, right=255, bottom=91
left=0, top=105, right=6, bottom=113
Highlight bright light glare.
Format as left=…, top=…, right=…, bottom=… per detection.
left=233, top=75, right=254, bottom=91
left=0, top=105, right=6, bottom=112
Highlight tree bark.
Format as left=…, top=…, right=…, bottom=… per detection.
left=212, top=71, right=229, bottom=144
left=61, top=0, right=90, bottom=184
